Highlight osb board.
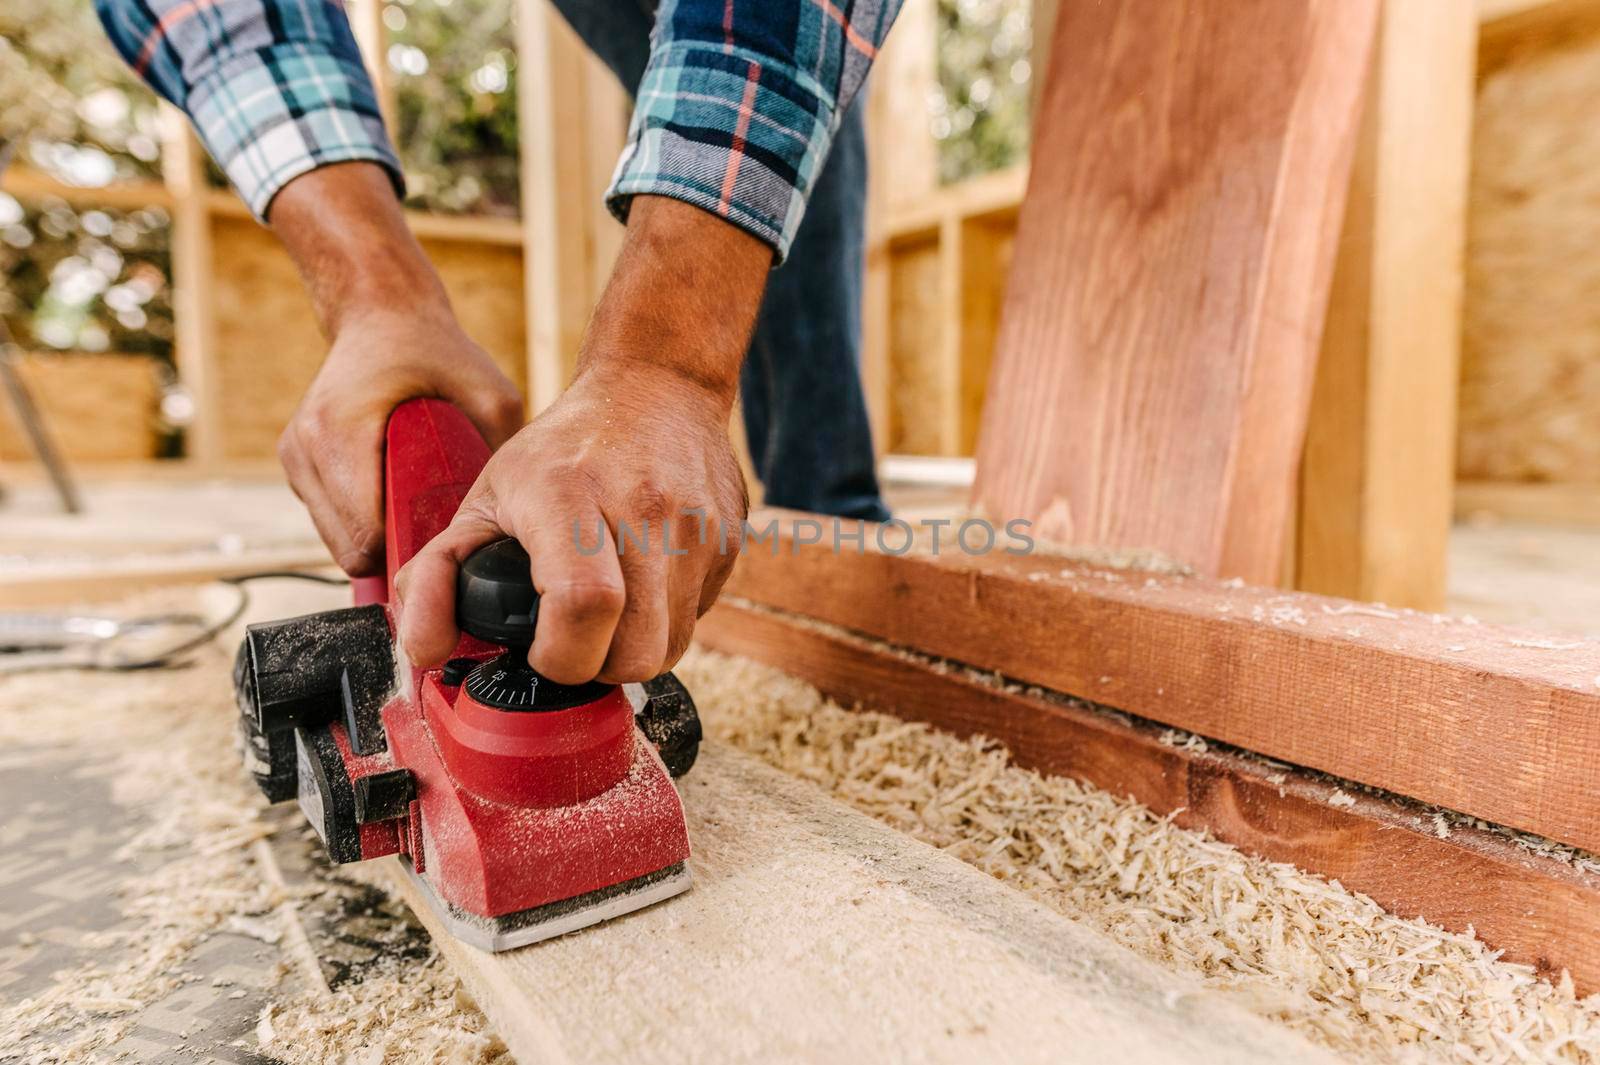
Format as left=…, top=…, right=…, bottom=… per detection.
left=1461, top=24, right=1600, bottom=484
left=958, top=221, right=1015, bottom=456
left=209, top=217, right=527, bottom=460
left=0, top=352, right=160, bottom=462
left=887, top=236, right=945, bottom=455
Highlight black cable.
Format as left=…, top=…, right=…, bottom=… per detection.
left=220, top=570, right=351, bottom=586
left=2, top=569, right=353, bottom=673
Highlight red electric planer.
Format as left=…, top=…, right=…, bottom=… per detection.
left=233, top=398, right=699, bottom=950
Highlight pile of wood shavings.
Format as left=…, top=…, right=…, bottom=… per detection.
left=676, top=647, right=1600, bottom=1064
left=258, top=944, right=510, bottom=1065
left=0, top=588, right=500, bottom=1064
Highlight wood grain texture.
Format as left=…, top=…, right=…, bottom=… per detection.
left=697, top=600, right=1600, bottom=993
left=973, top=0, right=1378, bottom=583
left=387, top=744, right=1336, bottom=1065
left=721, top=510, right=1600, bottom=854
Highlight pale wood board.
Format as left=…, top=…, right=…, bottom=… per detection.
left=973, top=0, right=1378, bottom=584
left=388, top=743, right=1336, bottom=1065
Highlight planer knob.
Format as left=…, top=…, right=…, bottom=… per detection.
left=456, top=538, right=540, bottom=647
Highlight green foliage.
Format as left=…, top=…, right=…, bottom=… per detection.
left=388, top=0, right=521, bottom=215
left=934, top=0, right=1032, bottom=185
left=1, top=0, right=174, bottom=361
left=0, top=0, right=164, bottom=185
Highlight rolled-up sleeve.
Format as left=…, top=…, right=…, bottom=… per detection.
left=608, top=0, right=902, bottom=262
left=95, top=0, right=403, bottom=221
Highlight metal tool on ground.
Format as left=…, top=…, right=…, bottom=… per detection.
left=232, top=398, right=700, bottom=951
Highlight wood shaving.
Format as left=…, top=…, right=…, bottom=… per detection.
left=0, top=587, right=500, bottom=1064
left=677, top=647, right=1600, bottom=1064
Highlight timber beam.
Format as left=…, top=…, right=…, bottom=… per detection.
left=718, top=510, right=1600, bottom=857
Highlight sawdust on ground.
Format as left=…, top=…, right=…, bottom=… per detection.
left=675, top=647, right=1600, bottom=1065
left=0, top=587, right=507, bottom=1064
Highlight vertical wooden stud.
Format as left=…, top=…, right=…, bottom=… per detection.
left=1296, top=0, right=1477, bottom=609
left=348, top=0, right=397, bottom=133
left=161, top=106, right=221, bottom=466
left=516, top=0, right=591, bottom=412
left=865, top=0, right=941, bottom=453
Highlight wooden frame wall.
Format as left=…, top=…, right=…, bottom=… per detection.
left=5, top=0, right=1596, bottom=586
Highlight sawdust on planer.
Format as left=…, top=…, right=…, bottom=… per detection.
left=675, top=647, right=1600, bottom=1065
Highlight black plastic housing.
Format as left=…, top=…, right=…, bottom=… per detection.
left=234, top=602, right=397, bottom=800
left=456, top=538, right=540, bottom=647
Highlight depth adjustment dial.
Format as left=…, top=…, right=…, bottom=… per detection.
left=457, top=540, right=612, bottom=711
left=463, top=652, right=613, bottom=712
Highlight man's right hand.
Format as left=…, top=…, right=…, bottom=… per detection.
left=267, top=162, right=523, bottom=576
left=277, top=306, right=523, bottom=576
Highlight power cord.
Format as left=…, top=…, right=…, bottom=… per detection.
left=0, top=569, right=352, bottom=673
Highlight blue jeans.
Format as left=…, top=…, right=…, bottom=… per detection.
left=548, top=0, right=891, bottom=522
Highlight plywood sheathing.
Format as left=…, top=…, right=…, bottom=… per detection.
left=0, top=352, right=162, bottom=463
left=1462, top=19, right=1600, bottom=485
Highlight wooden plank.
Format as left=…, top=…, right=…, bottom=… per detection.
left=864, top=0, right=941, bottom=453
left=348, top=0, right=396, bottom=133
left=387, top=743, right=1336, bottom=1065
left=0, top=547, right=332, bottom=607
left=160, top=108, right=222, bottom=469
left=0, top=166, right=173, bottom=210
left=697, top=600, right=1600, bottom=993
left=580, top=56, right=628, bottom=310
left=972, top=0, right=1378, bottom=585
left=1296, top=0, right=1476, bottom=611
left=203, top=190, right=525, bottom=246
left=1478, top=0, right=1600, bottom=70
left=882, top=164, right=1027, bottom=241
left=720, top=511, right=1600, bottom=854
left=1455, top=481, right=1600, bottom=526
left=516, top=0, right=590, bottom=412
left=873, top=0, right=939, bottom=212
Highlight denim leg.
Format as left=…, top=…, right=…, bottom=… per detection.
left=741, top=102, right=889, bottom=521
left=547, top=0, right=889, bottom=521
left=544, top=0, right=653, bottom=89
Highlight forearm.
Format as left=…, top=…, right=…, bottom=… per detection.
left=577, top=195, right=772, bottom=411
left=268, top=163, right=450, bottom=340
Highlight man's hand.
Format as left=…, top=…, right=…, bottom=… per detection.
left=397, top=195, right=771, bottom=684
left=269, top=164, right=524, bottom=575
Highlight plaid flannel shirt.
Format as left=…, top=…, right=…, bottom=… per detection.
left=95, top=0, right=902, bottom=260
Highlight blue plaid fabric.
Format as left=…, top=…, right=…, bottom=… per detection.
left=95, top=0, right=402, bottom=220
left=96, top=0, right=901, bottom=257
left=612, top=0, right=900, bottom=257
